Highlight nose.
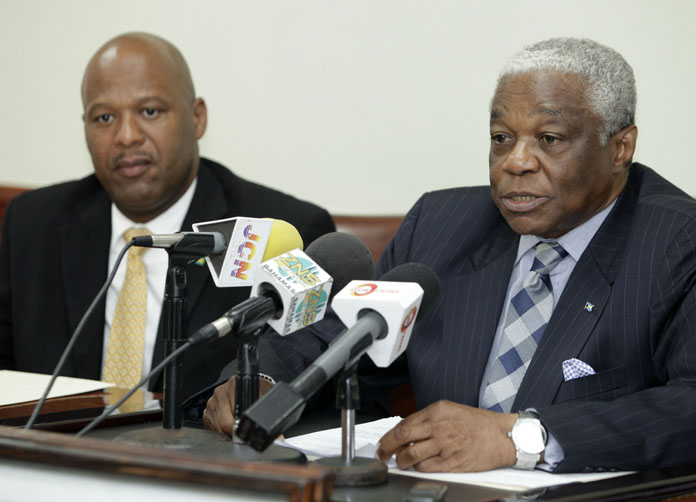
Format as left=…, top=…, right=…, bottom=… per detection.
left=501, top=138, right=539, bottom=175
left=114, top=112, right=145, bottom=147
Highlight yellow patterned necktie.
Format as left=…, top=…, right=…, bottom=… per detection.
left=102, top=227, right=152, bottom=391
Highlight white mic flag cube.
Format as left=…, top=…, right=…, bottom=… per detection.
left=193, top=217, right=273, bottom=287
left=251, top=249, right=333, bottom=335
left=332, top=280, right=424, bottom=367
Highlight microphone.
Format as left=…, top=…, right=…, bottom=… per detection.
left=236, top=263, right=441, bottom=451
left=132, top=231, right=226, bottom=255
left=192, top=217, right=303, bottom=287
left=333, top=262, right=441, bottom=368
left=188, top=232, right=375, bottom=345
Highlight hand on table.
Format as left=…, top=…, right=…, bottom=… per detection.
left=376, top=400, right=518, bottom=472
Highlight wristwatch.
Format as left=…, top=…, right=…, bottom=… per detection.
left=509, top=410, right=547, bottom=470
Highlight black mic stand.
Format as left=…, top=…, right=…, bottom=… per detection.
left=314, top=364, right=388, bottom=486
left=114, top=251, right=304, bottom=462
left=114, top=251, right=220, bottom=450
left=162, top=254, right=188, bottom=428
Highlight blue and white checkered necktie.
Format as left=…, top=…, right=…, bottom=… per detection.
left=480, top=241, right=568, bottom=413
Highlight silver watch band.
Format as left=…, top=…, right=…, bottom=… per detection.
left=510, top=410, right=547, bottom=470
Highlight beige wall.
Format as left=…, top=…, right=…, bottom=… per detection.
left=1, top=0, right=694, bottom=214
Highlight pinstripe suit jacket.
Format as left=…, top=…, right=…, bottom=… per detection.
left=247, top=162, right=696, bottom=473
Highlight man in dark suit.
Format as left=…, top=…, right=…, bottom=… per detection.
left=203, top=38, right=696, bottom=473
left=0, top=32, right=334, bottom=399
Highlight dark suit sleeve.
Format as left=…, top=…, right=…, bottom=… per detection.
left=0, top=198, right=15, bottom=369
left=539, top=219, right=696, bottom=472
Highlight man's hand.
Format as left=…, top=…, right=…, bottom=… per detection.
left=376, top=400, right=518, bottom=472
left=202, top=376, right=275, bottom=437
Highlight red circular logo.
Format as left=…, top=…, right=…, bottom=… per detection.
left=401, top=306, right=418, bottom=332
left=351, top=283, right=378, bottom=296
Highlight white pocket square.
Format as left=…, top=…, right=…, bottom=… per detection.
left=562, top=358, right=596, bottom=381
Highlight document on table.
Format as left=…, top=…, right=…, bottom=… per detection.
left=0, top=370, right=114, bottom=406
left=279, top=416, right=633, bottom=491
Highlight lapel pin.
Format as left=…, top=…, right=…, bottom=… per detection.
left=194, top=257, right=206, bottom=267
left=584, top=302, right=595, bottom=312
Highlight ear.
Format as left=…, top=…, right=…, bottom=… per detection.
left=611, top=125, right=638, bottom=169
left=192, top=97, right=208, bottom=139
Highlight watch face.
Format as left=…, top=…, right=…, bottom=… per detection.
left=512, top=420, right=545, bottom=453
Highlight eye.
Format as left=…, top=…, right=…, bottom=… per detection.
left=540, top=134, right=561, bottom=145
left=491, top=133, right=511, bottom=145
left=95, top=114, right=113, bottom=124
left=142, top=108, right=159, bottom=118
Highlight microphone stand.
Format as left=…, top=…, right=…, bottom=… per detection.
left=112, top=253, right=304, bottom=462
left=113, top=251, right=213, bottom=449
left=162, top=254, right=188, bottom=429
left=314, top=364, right=388, bottom=486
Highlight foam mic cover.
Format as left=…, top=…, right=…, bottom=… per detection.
left=261, top=219, right=304, bottom=261
left=303, top=232, right=375, bottom=295
left=379, top=262, right=441, bottom=316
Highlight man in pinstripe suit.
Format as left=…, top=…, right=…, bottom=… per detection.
left=203, top=38, right=696, bottom=473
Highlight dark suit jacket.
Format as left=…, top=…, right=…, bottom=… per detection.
left=245, top=163, right=696, bottom=472
left=0, top=157, right=335, bottom=399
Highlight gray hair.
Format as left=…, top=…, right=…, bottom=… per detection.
left=497, top=38, right=636, bottom=144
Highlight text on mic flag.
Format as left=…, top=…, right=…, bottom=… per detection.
left=193, top=217, right=275, bottom=287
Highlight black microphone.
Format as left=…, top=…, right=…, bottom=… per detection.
left=132, top=232, right=226, bottom=256
left=236, top=263, right=441, bottom=451
left=188, top=232, right=375, bottom=345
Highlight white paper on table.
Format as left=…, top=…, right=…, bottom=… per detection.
left=278, top=415, right=633, bottom=491
left=0, top=370, right=114, bottom=406
left=279, top=416, right=402, bottom=459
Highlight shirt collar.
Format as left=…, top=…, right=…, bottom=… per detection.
left=516, top=200, right=617, bottom=265
left=110, top=177, right=198, bottom=248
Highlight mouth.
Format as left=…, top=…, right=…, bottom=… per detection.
left=113, top=156, right=153, bottom=178
left=500, top=193, right=549, bottom=213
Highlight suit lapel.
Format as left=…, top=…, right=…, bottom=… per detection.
left=59, top=185, right=111, bottom=378
left=514, top=174, right=639, bottom=409
left=443, top=223, right=519, bottom=406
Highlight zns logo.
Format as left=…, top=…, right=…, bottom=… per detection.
left=230, top=225, right=260, bottom=280
left=278, top=254, right=320, bottom=286
left=301, top=288, right=327, bottom=325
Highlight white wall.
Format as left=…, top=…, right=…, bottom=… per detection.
left=1, top=0, right=694, bottom=214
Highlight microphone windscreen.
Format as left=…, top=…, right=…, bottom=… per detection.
left=261, top=219, right=304, bottom=261
left=305, top=232, right=375, bottom=298
left=379, top=263, right=441, bottom=315
left=210, top=232, right=227, bottom=254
